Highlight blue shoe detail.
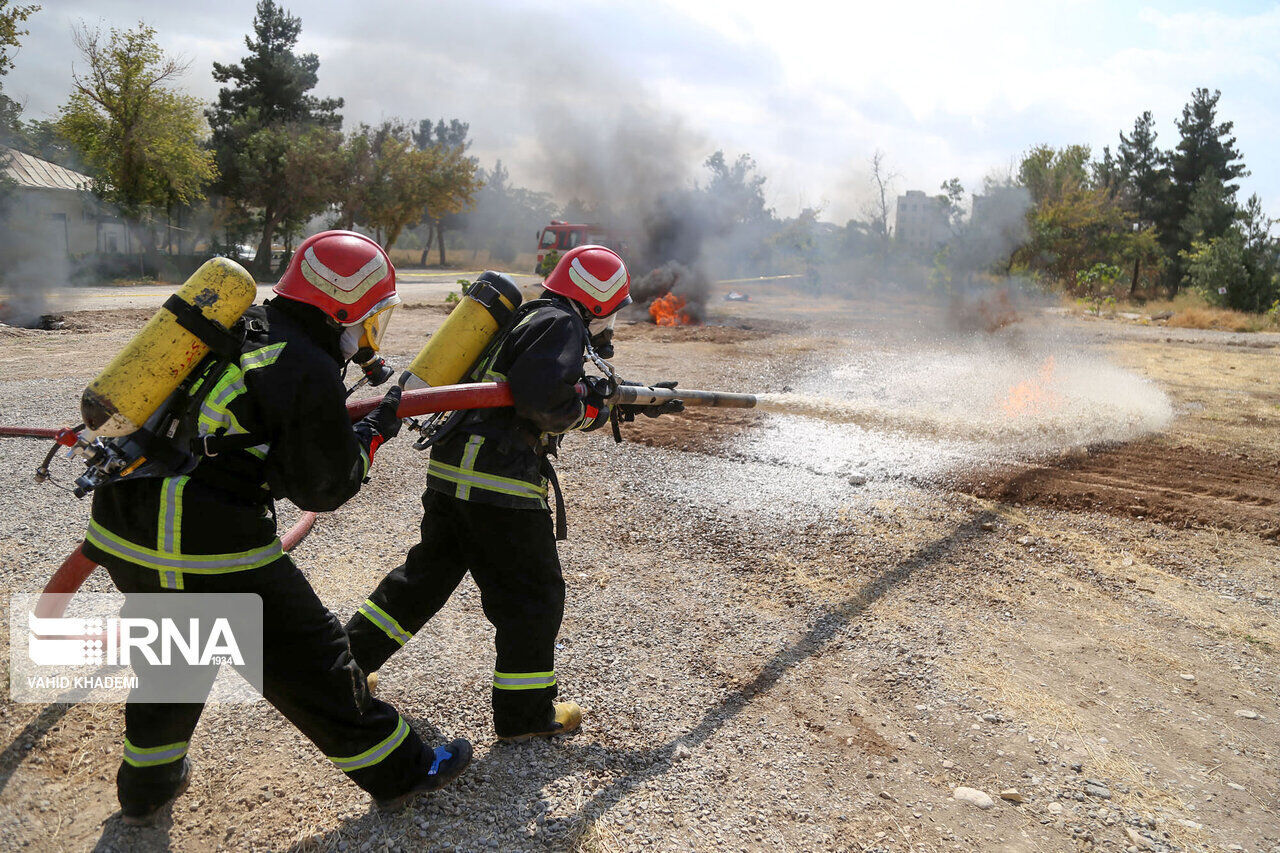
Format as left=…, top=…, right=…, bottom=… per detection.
left=429, top=745, right=453, bottom=776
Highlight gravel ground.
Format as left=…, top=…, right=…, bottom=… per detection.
left=0, top=287, right=1277, bottom=852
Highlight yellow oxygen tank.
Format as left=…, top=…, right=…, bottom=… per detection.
left=81, top=257, right=257, bottom=437
left=400, top=273, right=523, bottom=390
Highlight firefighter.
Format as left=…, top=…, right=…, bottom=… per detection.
left=81, top=231, right=471, bottom=825
left=345, top=245, right=681, bottom=741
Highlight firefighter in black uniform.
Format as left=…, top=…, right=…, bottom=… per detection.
left=346, top=245, right=681, bottom=741
left=82, top=231, right=471, bottom=824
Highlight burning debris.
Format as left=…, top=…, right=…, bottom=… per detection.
left=649, top=292, right=694, bottom=326
left=631, top=260, right=707, bottom=325
left=1001, top=356, right=1062, bottom=417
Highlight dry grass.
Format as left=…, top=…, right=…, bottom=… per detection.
left=1064, top=291, right=1280, bottom=332
left=1166, top=305, right=1277, bottom=333
left=1139, top=293, right=1277, bottom=332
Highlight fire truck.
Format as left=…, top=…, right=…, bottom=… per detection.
left=535, top=221, right=633, bottom=275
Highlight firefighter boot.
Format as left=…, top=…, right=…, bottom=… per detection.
left=119, top=758, right=192, bottom=827
left=375, top=738, right=473, bottom=812
left=498, top=701, right=582, bottom=743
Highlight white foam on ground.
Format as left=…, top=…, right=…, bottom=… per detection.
left=640, top=339, right=1173, bottom=516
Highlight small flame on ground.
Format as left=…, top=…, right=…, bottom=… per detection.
left=649, top=292, right=697, bottom=326
left=1002, top=356, right=1062, bottom=417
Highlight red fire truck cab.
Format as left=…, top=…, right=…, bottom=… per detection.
left=535, top=221, right=632, bottom=275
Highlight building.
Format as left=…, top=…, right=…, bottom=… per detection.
left=0, top=146, right=138, bottom=256
left=894, top=190, right=950, bottom=254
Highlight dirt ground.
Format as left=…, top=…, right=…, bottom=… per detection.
left=0, top=280, right=1276, bottom=852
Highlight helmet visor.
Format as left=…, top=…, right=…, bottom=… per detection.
left=358, top=299, right=399, bottom=352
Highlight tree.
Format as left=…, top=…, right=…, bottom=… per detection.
left=226, top=121, right=343, bottom=257
left=1116, top=111, right=1167, bottom=294
left=1013, top=144, right=1136, bottom=292
left=208, top=1, right=343, bottom=274
left=457, top=159, right=557, bottom=267
left=336, top=119, right=448, bottom=250
left=412, top=117, right=480, bottom=266
left=0, top=1, right=38, bottom=140
left=939, top=177, right=965, bottom=231
left=56, top=23, right=216, bottom=255
left=1183, top=194, right=1278, bottom=312
left=1157, top=88, right=1248, bottom=290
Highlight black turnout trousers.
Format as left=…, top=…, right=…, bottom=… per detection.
left=346, top=490, right=566, bottom=738
left=103, top=554, right=432, bottom=810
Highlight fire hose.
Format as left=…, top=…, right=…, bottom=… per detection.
left=12, top=381, right=757, bottom=615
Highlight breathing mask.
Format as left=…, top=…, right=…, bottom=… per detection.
left=586, top=313, right=616, bottom=359
left=340, top=295, right=400, bottom=361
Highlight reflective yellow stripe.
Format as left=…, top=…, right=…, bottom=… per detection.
left=428, top=459, right=548, bottom=502
left=196, top=344, right=284, bottom=437
left=156, top=477, right=189, bottom=589
left=357, top=599, right=412, bottom=646
left=455, top=435, right=484, bottom=500
left=87, top=520, right=282, bottom=574
left=329, top=717, right=409, bottom=771
left=493, top=670, right=556, bottom=690
left=240, top=342, right=286, bottom=371
left=123, top=738, right=188, bottom=768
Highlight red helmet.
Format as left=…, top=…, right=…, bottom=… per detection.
left=274, top=230, right=398, bottom=325
left=543, top=244, right=632, bottom=316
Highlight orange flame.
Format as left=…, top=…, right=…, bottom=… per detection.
left=1001, top=356, right=1062, bottom=417
left=649, top=292, right=696, bottom=326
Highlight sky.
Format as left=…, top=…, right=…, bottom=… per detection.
left=7, top=0, right=1279, bottom=224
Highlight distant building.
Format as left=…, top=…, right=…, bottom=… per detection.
left=1, top=146, right=134, bottom=256
left=894, top=190, right=949, bottom=253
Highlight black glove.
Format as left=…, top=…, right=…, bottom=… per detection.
left=353, top=385, right=403, bottom=459
left=617, top=380, right=684, bottom=421
left=574, top=375, right=613, bottom=432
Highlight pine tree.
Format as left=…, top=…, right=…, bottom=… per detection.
left=1115, top=111, right=1168, bottom=294
left=1158, top=88, right=1248, bottom=290
left=207, top=1, right=343, bottom=274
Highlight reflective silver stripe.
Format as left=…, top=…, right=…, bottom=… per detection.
left=123, top=738, right=188, bottom=767
left=160, top=477, right=185, bottom=553
left=357, top=600, right=412, bottom=646
left=493, top=671, right=556, bottom=690
left=455, top=435, right=484, bottom=500
left=86, top=522, right=282, bottom=573
left=329, top=717, right=409, bottom=772
left=161, top=570, right=180, bottom=590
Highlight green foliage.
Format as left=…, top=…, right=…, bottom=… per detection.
left=537, top=249, right=560, bottom=277
left=445, top=278, right=468, bottom=307
left=335, top=119, right=473, bottom=250
left=1157, top=88, right=1248, bottom=289
left=1013, top=145, right=1134, bottom=289
left=409, top=116, right=480, bottom=265
left=1182, top=194, right=1280, bottom=312
left=56, top=24, right=215, bottom=227
left=1075, top=262, right=1122, bottom=314
left=1181, top=231, right=1246, bottom=307
left=703, top=150, right=773, bottom=225
left=208, top=0, right=343, bottom=274
left=1116, top=111, right=1163, bottom=223
left=0, top=1, right=38, bottom=138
